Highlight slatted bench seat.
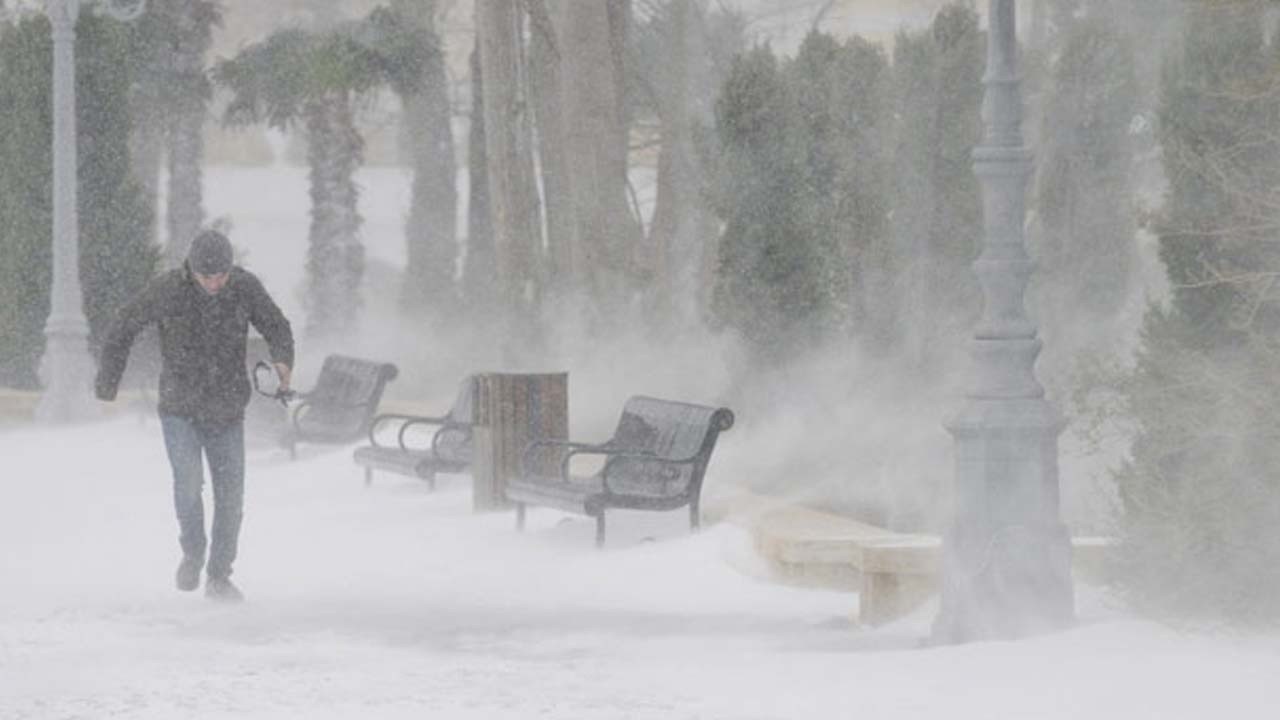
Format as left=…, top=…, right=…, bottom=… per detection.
left=280, top=354, right=399, bottom=459
left=506, top=395, right=735, bottom=546
left=352, top=376, right=476, bottom=489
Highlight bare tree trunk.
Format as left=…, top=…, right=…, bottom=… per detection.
left=477, top=0, right=543, bottom=335
left=462, top=44, right=497, bottom=315
left=527, top=0, right=575, bottom=293
left=559, top=0, right=640, bottom=315
left=648, top=0, right=716, bottom=329
left=398, top=0, right=459, bottom=314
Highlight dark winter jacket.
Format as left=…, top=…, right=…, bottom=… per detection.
left=95, top=265, right=294, bottom=426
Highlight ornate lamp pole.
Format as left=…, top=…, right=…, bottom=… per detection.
left=35, top=0, right=146, bottom=422
left=932, top=0, right=1074, bottom=642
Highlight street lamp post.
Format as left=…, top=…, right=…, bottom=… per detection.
left=35, top=0, right=146, bottom=423
left=932, top=0, right=1075, bottom=642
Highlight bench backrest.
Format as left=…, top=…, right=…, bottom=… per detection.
left=298, top=355, right=399, bottom=438
left=604, top=396, right=735, bottom=498
left=434, top=375, right=478, bottom=464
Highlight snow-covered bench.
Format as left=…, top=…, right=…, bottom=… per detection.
left=748, top=501, right=1115, bottom=626
left=506, top=396, right=735, bottom=547
left=751, top=505, right=940, bottom=626
left=351, top=376, right=477, bottom=489
left=280, top=355, right=398, bottom=459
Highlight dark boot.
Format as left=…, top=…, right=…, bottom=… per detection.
left=205, top=575, right=244, bottom=603
left=175, top=556, right=203, bottom=592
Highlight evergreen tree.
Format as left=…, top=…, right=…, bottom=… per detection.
left=0, top=14, right=156, bottom=388
left=888, top=4, right=984, bottom=368
left=1031, top=15, right=1139, bottom=378
left=709, top=45, right=837, bottom=361
left=1113, top=0, right=1280, bottom=624
left=708, top=29, right=893, bottom=363
left=0, top=16, right=53, bottom=389
left=789, top=32, right=891, bottom=345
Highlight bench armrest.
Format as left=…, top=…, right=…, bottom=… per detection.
left=599, top=454, right=695, bottom=496
left=366, top=413, right=451, bottom=448
left=429, top=420, right=472, bottom=457
left=520, top=439, right=617, bottom=480
left=293, top=397, right=380, bottom=432
left=290, top=399, right=315, bottom=431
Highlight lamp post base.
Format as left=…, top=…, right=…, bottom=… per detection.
left=932, top=398, right=1075, bottom=643
left=36, top=321, right=100, bottom=424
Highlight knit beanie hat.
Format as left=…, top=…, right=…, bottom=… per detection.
left=188, top=230, right=233, bottom=275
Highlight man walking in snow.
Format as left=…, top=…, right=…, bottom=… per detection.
left=94, top=229, right=294, bottom=602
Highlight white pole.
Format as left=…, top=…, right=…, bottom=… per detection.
left=36, top=0, right=146, bottom=422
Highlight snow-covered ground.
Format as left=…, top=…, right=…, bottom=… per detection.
left=1, top=419, right=1277, bottom=720
left=3, top=165, right=1276, bottom=718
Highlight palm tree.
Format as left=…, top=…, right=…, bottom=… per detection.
left=215, top=15, right=425, bottom=338
left=381, top=0, right=458, bottom=316
left=131, top=0, right=222, bottom=266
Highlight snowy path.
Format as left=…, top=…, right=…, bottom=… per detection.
left=2, top=420, right=1276, bottom=719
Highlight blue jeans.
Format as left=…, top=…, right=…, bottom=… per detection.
left=160, top=415, right=245, bottom=580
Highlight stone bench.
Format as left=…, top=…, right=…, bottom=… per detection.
left=742, top=500, right=1113, bottom=626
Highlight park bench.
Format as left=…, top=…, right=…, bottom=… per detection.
left=742, top=497, right=1115, bottom=626
left=750, top=504, right=940, bottom=626
left=279, top=354, right=399, bottom=459
left=351, top=376, right=477, bottom=489
left=506, top=395, right=735, bottom=547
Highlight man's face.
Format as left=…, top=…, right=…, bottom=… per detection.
left=194, top=271, right=230, bottom=295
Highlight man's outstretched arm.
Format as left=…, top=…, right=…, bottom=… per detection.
left=95, top=284, right=162, bottom=401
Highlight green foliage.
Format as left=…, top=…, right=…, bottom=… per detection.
left=710, top=46, right=808, bottom=355
left=710, top=40, right=874, bottom=362
left=76, top=15, right=159, bottom=349
left=1155, top=3, right=1279, bottom=340
left=366, top=4, right=437, bottom=98
left=215, top=17, right=406, bottom=130
left=1113, top=1, right=1280, bottom=625
left=790, top=33, right=891, bottom=335
left=887, top=4, right=984, bottom=356
left=0, top=16, right=53, bottom=388
left=0, top=15, right=156, bottom=389
left=1113, top=309, right=1280, bottom=625
left=214, top=9, right=433, bottom=337
left=130, top=0, right=221, bottom=112
left=1034, top=17, right=1139, bottom=319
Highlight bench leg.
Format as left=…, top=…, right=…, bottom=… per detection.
left=426, top=472, right=436, bottom=493
left=288, top=442, right=298, bottom=461
left=690, top=501, right=701, bottom=532
left=515, top=503, right=526, bottom=531
left=363, top=467, right=373, bottom=488
left=595, top=513, right=606, bottom=548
